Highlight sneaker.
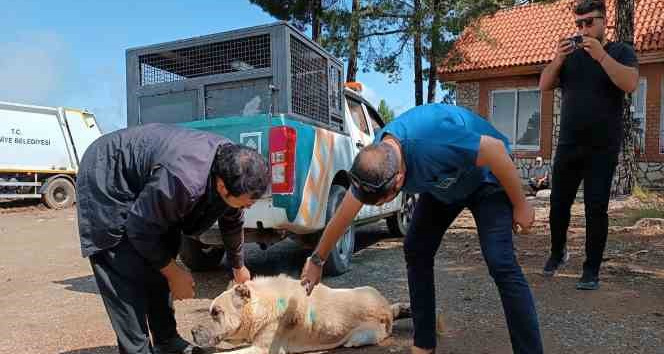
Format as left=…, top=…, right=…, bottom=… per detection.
left=576, top=271, right=600, bottom=290
left=153, top=335, right=203, bottom=354
left=542, top=250, right=569, bottom=277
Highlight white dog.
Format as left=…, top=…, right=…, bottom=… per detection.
left=191, top=275, right=411, bottom=354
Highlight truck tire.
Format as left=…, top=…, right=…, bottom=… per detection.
left=387, top=193, right=417, bottom=238
left=42, top=178, right=76, bottom=209
left=323, top=185, right=356, bottom=276
left=178, top=237, right=225, bottom=272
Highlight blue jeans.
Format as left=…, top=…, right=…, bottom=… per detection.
left=404, top=186, right=543, bottom=353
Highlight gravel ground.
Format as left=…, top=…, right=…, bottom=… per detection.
left=1, top=198, right=663, bottom=354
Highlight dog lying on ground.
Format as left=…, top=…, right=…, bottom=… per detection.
left=191, top=275, right=411, bottom=353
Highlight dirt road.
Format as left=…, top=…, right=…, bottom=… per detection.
left=1, top=200, right=663, bottom=353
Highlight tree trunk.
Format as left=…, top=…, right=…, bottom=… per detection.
left=427, top=0, right=441, bottom=103
left=311, top=0, right=322, bottom=44
left=346, top=0, right=361, bottom=82
left=611, top=0, right=637, bottom=197
left=414, top=0, right=424, bottom=106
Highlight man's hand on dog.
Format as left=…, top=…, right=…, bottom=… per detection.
left=300, top=258, right=323, bottom=296
left=232, top=266, right=251, bottom=284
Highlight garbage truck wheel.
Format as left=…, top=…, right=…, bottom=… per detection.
left=43, top=178, right=76, bottom=209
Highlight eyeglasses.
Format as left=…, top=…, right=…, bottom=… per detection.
left=575, top=16, right=603, bottom=29
left=348, top=169, right=397, bottom=195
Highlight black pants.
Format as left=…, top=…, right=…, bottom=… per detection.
left=405, top=188, right=542, bottom=353
left=549, top=145, right=619, bottom=275
left=90, top=239, right=178, bottom=354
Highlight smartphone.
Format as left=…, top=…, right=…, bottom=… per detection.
left=568, top=35, right=583, bottom=49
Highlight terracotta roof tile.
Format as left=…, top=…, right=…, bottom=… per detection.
left=440, top=0, right=663, bottom=74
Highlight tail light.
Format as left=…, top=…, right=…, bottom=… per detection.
left=269, top=126, right=296, bottom=194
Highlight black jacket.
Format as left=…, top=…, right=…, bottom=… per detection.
left=76, top=123, right=244, bottom=269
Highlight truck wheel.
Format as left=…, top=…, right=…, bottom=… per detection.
left=178, top=237, right=225, bottom=272
left=323, top=185, right=356, bottom=276
left=387, top=193, right=417, bottom=238
left=42, top=178, right=76, bottom=209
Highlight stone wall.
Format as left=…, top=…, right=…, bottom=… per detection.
left=551, top=88, right=562, bottom=160
left=456, top=82, right=480, bottom=113
left=514, top=157, right=552, bottom=181
left=637, top=162, right=664, bottom=190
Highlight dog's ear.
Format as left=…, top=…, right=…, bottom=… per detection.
left=232, top=283, right=251, bottom=307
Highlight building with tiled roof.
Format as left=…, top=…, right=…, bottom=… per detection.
left=438, top=0, right=664, bottom=189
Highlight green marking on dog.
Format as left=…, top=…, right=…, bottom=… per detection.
left=307, top=307, right=316, bottom=324
left=276, top=297, right=287, bottom=313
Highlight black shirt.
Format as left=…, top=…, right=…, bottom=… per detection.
left=76, top=124, right=245, bottom=269
left=558, top=41, right=638, bottom=149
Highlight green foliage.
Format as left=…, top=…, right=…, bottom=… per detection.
left=377, top=99, right=396, bottom=122
left=251, top=0, right=560, bottom=102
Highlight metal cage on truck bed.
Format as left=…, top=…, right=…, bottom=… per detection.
left=126, top=22, right=344, bottom=130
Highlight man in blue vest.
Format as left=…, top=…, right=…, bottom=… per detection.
left=300, top=104, right=542, bottom=354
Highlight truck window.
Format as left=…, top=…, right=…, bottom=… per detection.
left=348, top=99, right=370, bottom=135
left=139, top=90, right=199, bottom=124
left=365, top=105, right=384, bottom=133
left=205, top=79, right=271, bottom=118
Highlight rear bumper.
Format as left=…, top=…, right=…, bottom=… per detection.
left=243, top=198, right=289, bottom=229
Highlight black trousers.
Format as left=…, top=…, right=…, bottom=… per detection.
left=549, top=144, right=619, bottom=275
left=90, top=239, right=179, bottom=354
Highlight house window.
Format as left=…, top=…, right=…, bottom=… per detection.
left=632, top=78, right=647, bottom=153
left=490, top=89, right=541, bottom=150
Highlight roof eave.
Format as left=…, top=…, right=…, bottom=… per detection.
left=438, top=63, right=548, bottom=83
left=638, top=50, right=664, bottom=64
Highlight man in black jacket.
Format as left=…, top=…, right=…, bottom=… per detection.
left=76, top=123, right=269, bottom=354
left=539, top=0, right=638, bottom=290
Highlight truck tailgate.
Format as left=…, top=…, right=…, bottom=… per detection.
left=180, top=115, right=272, bottom=159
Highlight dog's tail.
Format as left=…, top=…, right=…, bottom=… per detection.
left=391, top=302, right=411, bottom=320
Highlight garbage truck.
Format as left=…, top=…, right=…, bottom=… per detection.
left=0, top=101, right=102, bottom=208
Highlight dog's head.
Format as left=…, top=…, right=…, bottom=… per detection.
left=192, top=282, right=253, bottom=347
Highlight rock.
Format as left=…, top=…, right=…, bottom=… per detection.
left=536, top=189, right=551, bottom=200
left=633, top=218, right=664, bottom=229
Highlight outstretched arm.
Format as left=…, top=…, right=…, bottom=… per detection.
left=300, top=190, right=363, bottom=294
left=476, top=135, right=534, bottom=233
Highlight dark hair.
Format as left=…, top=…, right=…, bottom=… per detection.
left=212, top=144, right=269, bottom=199
left=348, top=142, right=400, bottom=205
left=574, top=0, right=605, bottom=16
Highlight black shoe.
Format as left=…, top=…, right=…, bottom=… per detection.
left=576, top=271, right=599, bottom=290
left=542, top=250, right=569, bottom=277
left=153, top=335, right=204, bottom=354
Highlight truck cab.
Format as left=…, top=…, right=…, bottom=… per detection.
left=125, top=22, right=415, bottom=275
left=0, top=102, right=102, bottom=208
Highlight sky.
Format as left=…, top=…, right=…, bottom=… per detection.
left=0, top=0, right=435, bottom=133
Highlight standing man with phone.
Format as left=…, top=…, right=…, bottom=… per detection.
left=539, top=0, right=638, bottom=290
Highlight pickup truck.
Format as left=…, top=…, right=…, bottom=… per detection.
left=125, top=22, right=415, bottom=275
